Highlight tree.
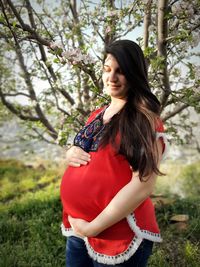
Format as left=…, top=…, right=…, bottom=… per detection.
left=0, top=0, right=199, bottom=148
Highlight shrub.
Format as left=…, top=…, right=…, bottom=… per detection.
left=178, top=161, right=200, bottom=198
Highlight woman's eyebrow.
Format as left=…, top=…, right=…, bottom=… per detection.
left=103, top=65, right=122, bottom=73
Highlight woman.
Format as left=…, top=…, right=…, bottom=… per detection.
left=60, top=40, right=167, bottom=267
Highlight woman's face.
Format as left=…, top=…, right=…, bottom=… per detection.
left=102, top=54, right=128, bottom=100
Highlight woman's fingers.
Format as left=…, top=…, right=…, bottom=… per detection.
left=66, top=146, right=91, bottom=167
left=70, top=157, right=89, bottom=166
left=69, top=162, right=81, bottom=167
left=74, top=149, right=90, bottom=160
left=71, top=147, right=91, bottom=163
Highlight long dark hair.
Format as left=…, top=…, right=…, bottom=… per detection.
left=101, top=40, right=163, bottom=181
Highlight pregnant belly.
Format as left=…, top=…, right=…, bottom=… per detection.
left=60, top=154, right=132, bottom=221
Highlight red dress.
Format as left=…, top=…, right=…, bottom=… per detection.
left=60, top=106, right=167, bottom=265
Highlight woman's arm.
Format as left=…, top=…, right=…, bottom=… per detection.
left=68, top=138, right=163, bottom=237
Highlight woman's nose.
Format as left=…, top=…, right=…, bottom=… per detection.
left=109, top=71, right=118, bottom=82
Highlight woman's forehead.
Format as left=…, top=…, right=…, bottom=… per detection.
left=104, top=54, right=118, bottom=64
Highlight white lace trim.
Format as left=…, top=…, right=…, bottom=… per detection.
left=84, top=236, right=143, bottom=265
left=61, top=223, right=84, bottom=239
left=61, top=212, right=162, bottom=264
left=126, top=214, right=162, bottom=242
left=156, top=132, right=169, bottom=160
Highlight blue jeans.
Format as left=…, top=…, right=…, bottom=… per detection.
left=66, top=236, right=153, bottom=267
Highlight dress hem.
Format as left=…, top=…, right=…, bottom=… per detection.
left=61, top=212, right=162, bottom=265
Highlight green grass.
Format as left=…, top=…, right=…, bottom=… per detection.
left=0, top=159, right=61, bottom=211
left=0, top=198, right=65, bottom=267
left=149, top=160, right=200, bottom=267
left=0, top=159, right=200, bottom=266
left=149, top=197, right=200, bottom=267
left=0, top=159, right=66, bottom=267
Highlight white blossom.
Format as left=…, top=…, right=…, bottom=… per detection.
left=191, top=32, right=200, bottom=47
left=194, top=66, right=200, bottom=80
left=30, top=100, right=37, bottom=108
left=172, top=1, right=196, bottom=18
left=148, top=25, right=156, bottom=32
left=90, top=36, right=97, bottom=44
left=180, top=2, right=189, bottom=10
left=179, top=41, right=189, bottom=51
left=61, top=48, right=96, bottom=65
left=186, top=6, right=194, bottom=17
left=191, top=86, right=200, bottom=96
left=142, top=0, right=150, bottom=4
left=60, top=115, right=66, bottom=125
left=171, top=3, right=182, bottom=14
left=171, top=18, right=179, bottom=29
left=59, top=57, right=66, bottom=64
left=49, top=41, right=63, bottom=50
left=105, top=26, right=112, bottom=34
left=107, top=10, right=119, bottom=17
left=56, top=130, right=64, bottom=145
left=61, top=51, right=70, bottom=58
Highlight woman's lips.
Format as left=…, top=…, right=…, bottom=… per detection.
left=108, top=85, right=121, bottom=89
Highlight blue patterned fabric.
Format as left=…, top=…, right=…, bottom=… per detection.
left=73, top=108, right=106, bottom=152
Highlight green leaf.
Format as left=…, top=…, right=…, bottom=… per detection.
left=12, top=21, right=17, bottom=28
left=53, top=58, right=60, bottom=63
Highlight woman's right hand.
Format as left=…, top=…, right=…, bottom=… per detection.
left=65, top=146, right=91, bottom=167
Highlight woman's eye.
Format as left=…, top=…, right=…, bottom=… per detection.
left=117, top=68, right=123, bottom=74
left=103, top=66, right=110, bottom=72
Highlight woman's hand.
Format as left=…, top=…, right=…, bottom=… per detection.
left=68, top=216, right=98, bottom=237
left=65, top=146, right=91, bottom=167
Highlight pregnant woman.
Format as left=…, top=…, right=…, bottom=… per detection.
left=60, top=39, right=167, bottom=267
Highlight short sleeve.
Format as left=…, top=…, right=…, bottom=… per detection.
left=155, top=118, right=168, bottom=159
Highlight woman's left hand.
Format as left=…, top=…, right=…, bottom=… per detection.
left=68, top=216, right=98, bottom=238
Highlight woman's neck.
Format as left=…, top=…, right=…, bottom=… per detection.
left=109, top=97, right=126, bottom=111
left=103, top=98, right=126, bottom=124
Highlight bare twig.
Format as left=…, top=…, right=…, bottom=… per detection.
left=31, top=127, right=56, bottom=144
left=4, top=92, right=30, bottom=98
left=162, top=103, right=189, bottom=121
left=5, top=0, right=50, bottom=46
left=0, top=87, right=39, bottom=121
left=0, top=0, right=58, bottom=139
left=165, top=22, right=200, bottom=43
left=162, top=95, right=200, bottom=121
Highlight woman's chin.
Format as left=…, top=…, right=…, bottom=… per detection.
left=109, top=91, right=126, bottom=99
left=108, top=88, right=121, bottom=95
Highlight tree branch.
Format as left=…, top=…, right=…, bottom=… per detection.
left=4, top=92, right=30, bottom=98
left=5, top=0, right=50, bottom=46
left=69, top=0, right=84, bottom=48
left=25, top=0, right=57, bottom=82
left=14, top=45, right=57, bottom=136
left=104, top=0, right=117, bottom=46
left=0, top=87, right=39, bottom=121
left=143, top=0, right=152, bottom=50
left=31, top=127, right=56, bottom=144
left=0, top=2, right=58, bottom=139
left=162, top=95, right=200, bottom=121
left=157, top=0, right=171, bottom=111
left=68, top=0, right=101, bottom=98
left=162, top=103, right=189, bottom=121
left=165, top=21, right=200, bottom=43
left=25, top=1, right=75, bottom=106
